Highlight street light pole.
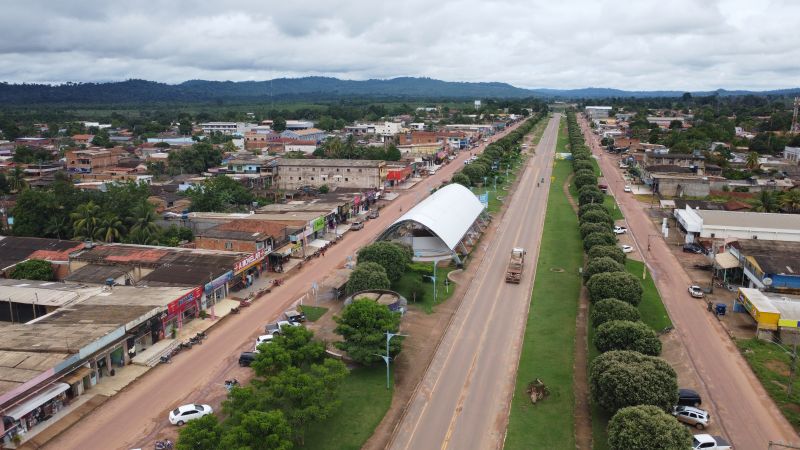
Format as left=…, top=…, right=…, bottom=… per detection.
left=376, top=331, right=408, bottom=390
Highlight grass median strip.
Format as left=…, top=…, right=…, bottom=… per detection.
left=505, top=158, right=582, bottom=449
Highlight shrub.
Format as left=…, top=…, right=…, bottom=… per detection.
left=451, top=172, right=471, bottom=187
left=607, top=405, right=692, bottom=450
left=573, top=161, right=595, bottom=173
left=590, top=350, right=678, bottom=413
left=587, top=271, right=643, bottom=305
left=580, top=222, right=611, bottom=239
left=580, top=209, right=613, bottom=227
left=578, top=202, right=608, bottom=218
left=591, top=298, right=641, bottom=327
left=578, top=186, right=605, bottom=206
left=583, top=231, right=617, bottom=252
left=588, top=245, right=626, bottom=265
left=585, top=257, right=626, bottom=280
left=595, top=320, right=662, bottom=356
left=574, top=173, right=598, bottom=190
left=357, top=241, right=411, bottom=281
left=9, top=259, right=54, bottom=281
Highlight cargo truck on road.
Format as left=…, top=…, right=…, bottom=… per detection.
left=506, top=247, right=526, bottom=283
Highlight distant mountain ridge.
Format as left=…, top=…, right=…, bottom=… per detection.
left=0, top=77, right=798, bottom=104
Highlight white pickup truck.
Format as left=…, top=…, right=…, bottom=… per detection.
left=693, top=434, right=732, bottom=450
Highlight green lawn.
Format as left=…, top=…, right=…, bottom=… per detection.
left=736, top=338, right=800, bottom=433
left=505, top=158, right=583, bottom=449
left=604, top=195, right=624, bottom=221
left=302, top=366, right=393, bottom=450
left=392, top=264, right=457, bottom=314
left=299, top=305, right=328, bottom=322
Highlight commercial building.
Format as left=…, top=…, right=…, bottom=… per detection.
left=735, top=288, right=800, bottom=340
left=199, top=122, right=252, bottom=135
left=65, top=149, right=120, bottom=173
left=280, top=128, right=327, bottom=143
left=675, top=207, right=800, bottom=243
left=275, top=159, right=387, bottom=191
left=585, top=106, right=612, bottom=119
left=784, top=146, right=800, bottom=164
left=729, top=240, right=800, bottom=290
left=0, top=281, right=193, bottom=446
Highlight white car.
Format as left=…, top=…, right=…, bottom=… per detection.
left=623, top=185, right=632, bottom=193
left=613, top=226, right=627, bottom=234
left=689, top=285, right=705, bottom=298
left=672, top=405, right=710, bottom=429
left=169, top=404, right=213, bottom=426
left=254, top=334, right=274, bottom=352
left=620, top=245, right=634, bottom=253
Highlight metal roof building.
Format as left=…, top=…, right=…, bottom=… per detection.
left=378, top=184, right=486, bottom=262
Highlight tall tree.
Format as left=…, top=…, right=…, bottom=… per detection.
left=71, top=201, right=102, bottom=240
left=752, top=190, right=778, bottom=213
left=745, top=151, right=760, bottom=170
left=96, top=214, right=126, bottom=242
left=779, top=190, right=800, bottom=213
left=334, top=298, right=402, bottom=365
left=219, top=410, right=293, bottom=450
left=177, top=414, right=223, bottom=450
left=127, top=201, right=160, bottom=242
left=8, top=166, right=27, bottom=192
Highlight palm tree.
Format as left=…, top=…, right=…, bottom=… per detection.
left=745, top=152, right=760, bottom=170
left=752, top=190, right=778, bottom=213
left=779, top=190, right=800, bottom=213
left=8, top=166, right=27, bottom=192
left=96, top=214, right=126, bottom=242
left=44, top=215, right=69, bottom=240
left=71, top=201, right=102, bottom=240
left=128, top=202, right=160, bottom=243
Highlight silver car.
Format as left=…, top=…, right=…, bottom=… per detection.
left=673, top=405, right=710, bottom=429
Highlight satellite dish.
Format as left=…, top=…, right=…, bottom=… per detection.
left=763, top=278, right=773, bottom=286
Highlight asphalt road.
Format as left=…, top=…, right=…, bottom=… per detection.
left=579, top=115, right=800, bottom=449
left=43, top=122, right=527, bottom=450
left=388, top=115, right=560, bottom=450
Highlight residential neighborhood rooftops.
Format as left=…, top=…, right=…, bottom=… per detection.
left=0, top=236, right=84, bottom=272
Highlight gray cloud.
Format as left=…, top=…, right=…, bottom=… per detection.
left=0, top=0, right=798, bottom=90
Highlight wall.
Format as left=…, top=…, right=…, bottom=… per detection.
left=277, top=165, right=383, bottom=190
left=194, top=236, right=257, bottom=253
left=654, top=178, right=710, bottom=197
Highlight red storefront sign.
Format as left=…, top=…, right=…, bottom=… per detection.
left=234, top=248, right=267, bottom=273
left=167, top=286, right=203, bottom=316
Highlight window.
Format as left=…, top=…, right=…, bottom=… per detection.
left=710, top=233, right=715, bottom=238
left=345, top=178, right=349, bottom=182
left=225, top=242, right=233, bottom=250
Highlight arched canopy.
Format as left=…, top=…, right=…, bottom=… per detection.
left=379, top=183, right=484, bottom=251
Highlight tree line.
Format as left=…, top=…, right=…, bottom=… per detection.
left=567, top=111, right=691, bottom=449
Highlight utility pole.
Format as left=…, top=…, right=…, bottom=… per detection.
left=791, top=97, right=800, bottom=134
left=375, top=331, right=407, bottom=390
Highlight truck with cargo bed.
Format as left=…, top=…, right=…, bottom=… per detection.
left=505, top=248, right=526, bottom=284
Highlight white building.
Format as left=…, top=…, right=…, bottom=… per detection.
left=409, top=123, right=426, bottom=131
left=373, top=121, right=403, bottom=136
left=200, top=122, right=252, bottom=135
left=285, top=120, right=314, bottom=130
left=584, top=106, right=612, bottom=119
left=675, top=206, right=800, bottom=243
left=784, top=146, right=800, bottom=164
left=474, top=100, right=481, bottom=110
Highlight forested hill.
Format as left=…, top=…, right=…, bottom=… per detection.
left=0, top=77, right=798, bottom=104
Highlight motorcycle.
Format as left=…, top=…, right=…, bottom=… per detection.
left=230, top=306, right=240, bottom=314
left=196, top=331, right=207, bottom=340
left=224, top=379, right=240, bottom=391
left=272, top=278, right=283, bottom=287
left=189, top=336, right=202, bottom=346
left=155, top=440, right=173, bottom=450
left=179, top=341, right=192, bottom=350
left=159, top=354, right=171, bottom=364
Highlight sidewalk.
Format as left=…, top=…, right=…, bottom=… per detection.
left=17, top=395, right=108, bottom=450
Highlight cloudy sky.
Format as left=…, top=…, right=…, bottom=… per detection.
left=1, top=0, right=798, bottom=91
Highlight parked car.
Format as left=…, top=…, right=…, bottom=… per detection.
left=254, top=334, right=274, bottom=352
left=613, top=226, right=627, bottom=234
left=683, top=243, right=705, bottom=254
left=169, top=404, right=213, bottom=426
left=692, top=433, right=731, bottom=450
left=689, top=285, right=705, bottom=298
left=368, top=209, right=379, bottom=219
left=350, top=220, right=364, bottom=230
left=673, top=405, right=710, bottom=429
left=238, top=351, right=257, bottom=367
left=678, top=388, right=702, bottom=407
left=265, top=320, right=301, bottom=335
left=620, top=244, right=634, bottom=253
left=623, top=185, right=632, bottom=192
left=284, top=309, right=306, bottom=323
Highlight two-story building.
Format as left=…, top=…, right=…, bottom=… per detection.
left=729, top=240, right=800, bottom=290
left=275, top=159, right=387, bottom=191
left=280, top=128, right=327, bottom=143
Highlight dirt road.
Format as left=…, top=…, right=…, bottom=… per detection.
left=43, top=123, right=527, bottom=450
left=579, top=115, right=799, bottom=449
left=387, top=115, right=560, bottom=450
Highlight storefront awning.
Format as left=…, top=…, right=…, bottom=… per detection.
left=60, top=367, right=92, bottom=385
left=715, top=252, right=740, bottom=269
left=272, top=244, right=294, bottom=257
left=4, top=382, right=70, bottom=420
left=307, top=239, right=330, bottom=249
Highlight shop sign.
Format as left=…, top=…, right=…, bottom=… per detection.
left=234, top=249, right=267, bottom=273
left=312, top=216, right=325, bottom=233
left=205, top=270, right=234, bottom=291
left=167, top=287, right=202, bottom=316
